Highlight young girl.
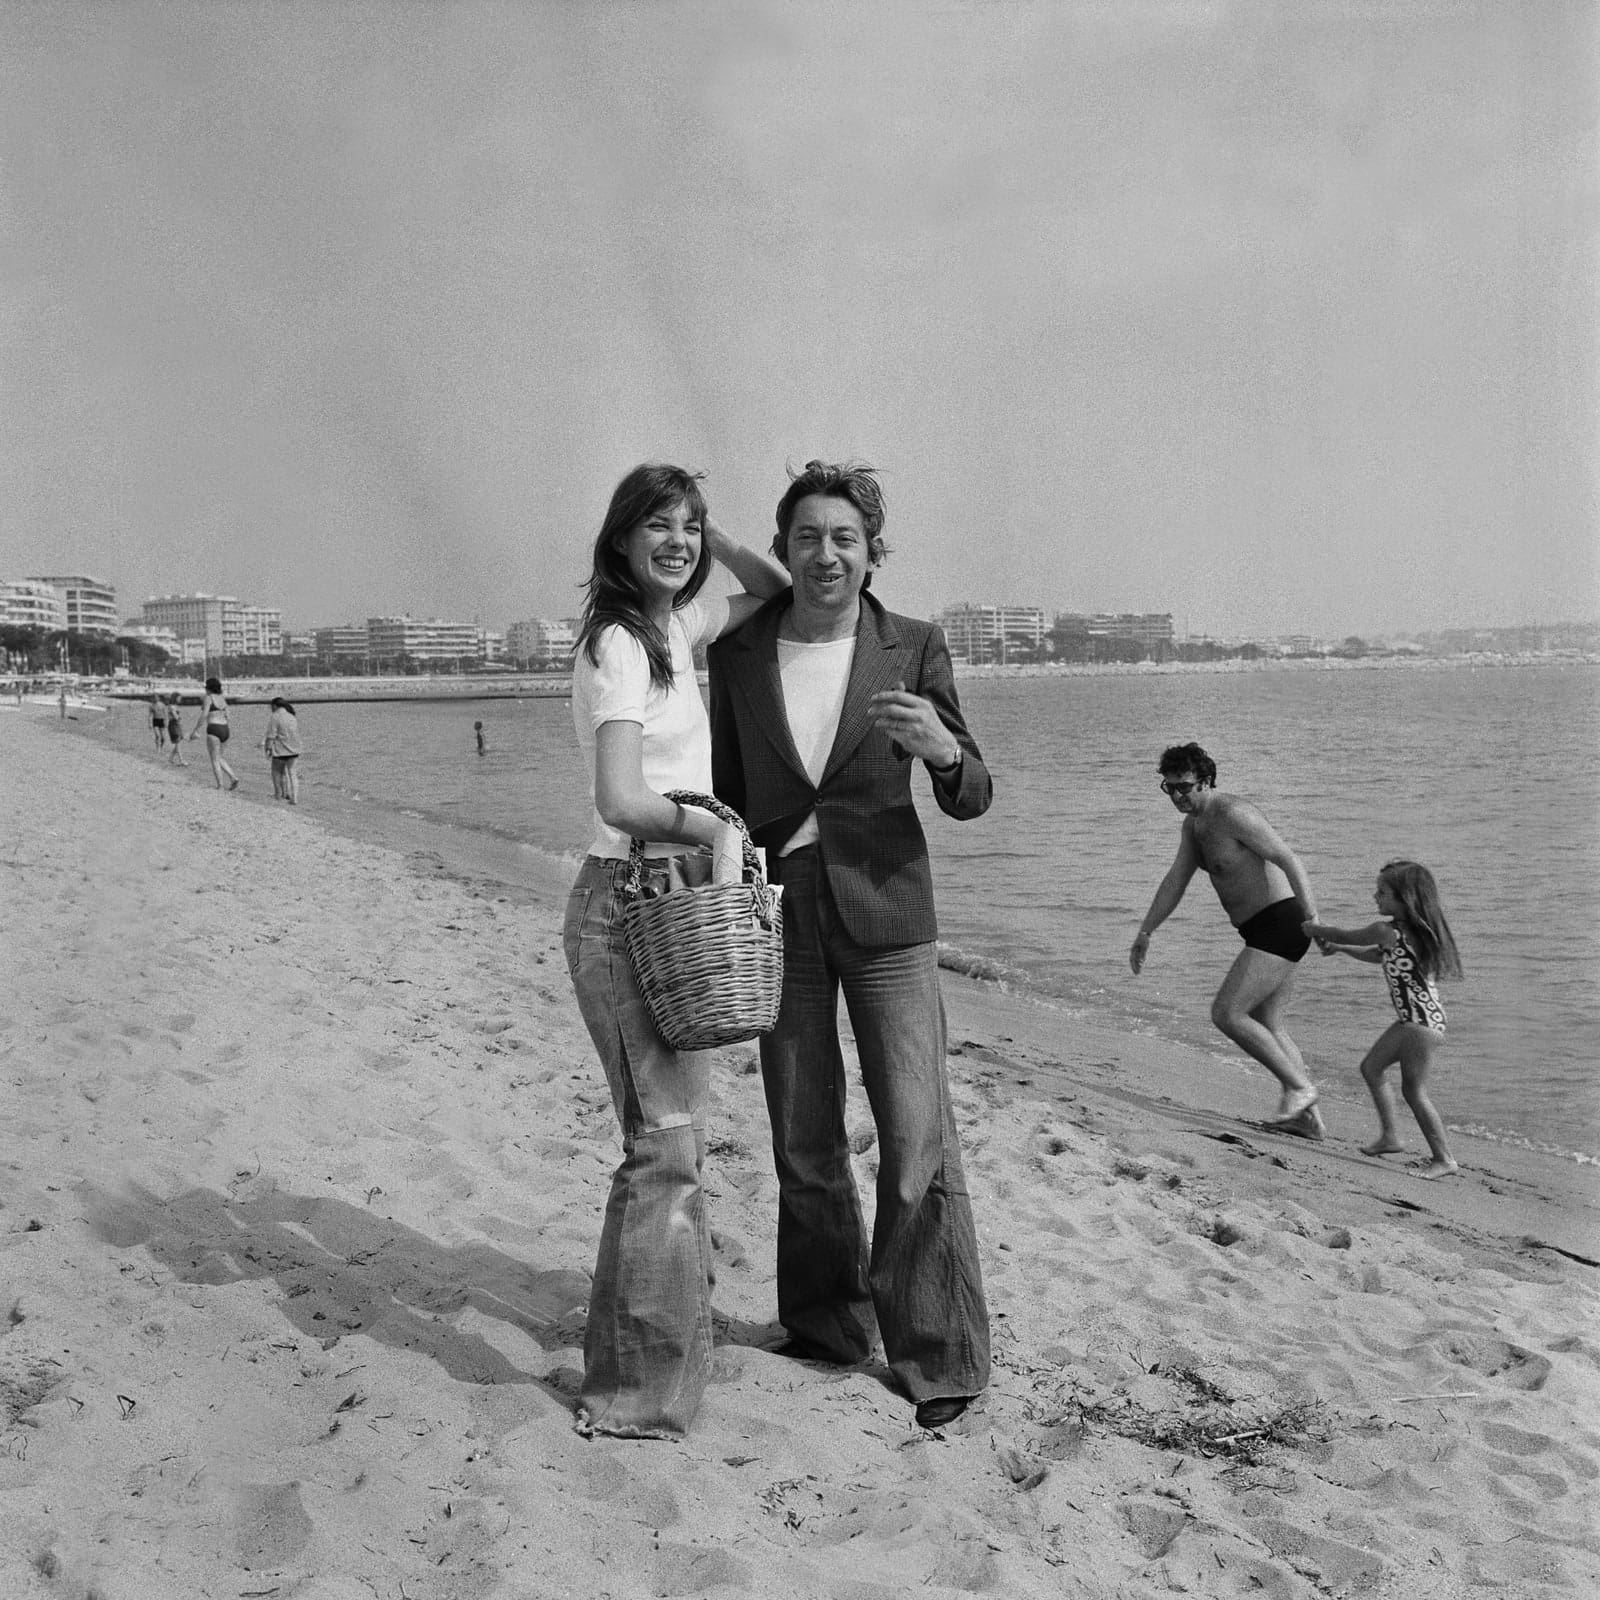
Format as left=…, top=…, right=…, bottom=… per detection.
left=1304, top=860, right=1464, bottom=1179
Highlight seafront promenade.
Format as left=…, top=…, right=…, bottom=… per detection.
left=106, top=672, right=576, bottom=705
left=99, top=649, right=1598, bottom=707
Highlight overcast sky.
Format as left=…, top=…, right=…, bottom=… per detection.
left=2, top=0, right=1594, bottom=640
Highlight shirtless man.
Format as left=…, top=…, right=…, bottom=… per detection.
left=1130, top=742, right=1323, bottom=1135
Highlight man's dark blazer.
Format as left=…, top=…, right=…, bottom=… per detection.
left=707, top=589, right=992, bottom=948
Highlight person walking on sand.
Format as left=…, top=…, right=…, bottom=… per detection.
left=474, top=720, right=486, bottom=755
left=166, top=697, right=187, bottom=764
left=709, top=459, right=994, bottom=1433
left=150, top=694, right=168, bottom=750
left=263, top=697, right=302, bottom=803
left=189, top=676, right=239, bottom=790
left=1303, top=860, right=1463, bottom=1179
left=565, top=462, right=789, bottom=1441
left=1130, top=742, right=1324, bottom=1136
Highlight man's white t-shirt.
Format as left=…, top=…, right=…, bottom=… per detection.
left=572, top=595, right=729, bottom=859
left=776, top=633, right=856, bottom=855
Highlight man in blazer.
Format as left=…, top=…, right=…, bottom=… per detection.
left=708, top=460, right=992, bottom=1431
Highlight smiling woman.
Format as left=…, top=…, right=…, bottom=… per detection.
left=561, top=461, right=789, bottom=1441
left=623, top=499, right=702, bottom=601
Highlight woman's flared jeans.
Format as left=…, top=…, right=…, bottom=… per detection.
left=564, top=855, right=713, bottom=1439
left=760, top=847, right=990, bottom=1404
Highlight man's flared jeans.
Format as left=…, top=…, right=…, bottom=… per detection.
left=761, top=847, right=990, bottom=1404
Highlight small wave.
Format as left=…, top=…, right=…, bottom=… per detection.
left=936, top=942, right=1030, bottom=987
left=517, top=838, right=588, bottom=877
left=1449, top=1123, right=1599, bottom=1166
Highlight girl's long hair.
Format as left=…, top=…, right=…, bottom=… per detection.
left=1380, top=859, right=1463, bottom=981
left=574, top=464, right=711, bottom=691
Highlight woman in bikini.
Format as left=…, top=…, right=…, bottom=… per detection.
left=190, top=676, right=240, bottom=790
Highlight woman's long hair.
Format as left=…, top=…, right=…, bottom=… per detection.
left=574, top=464, right=711, bottom=691
left=1380, top=859, right=1463, bottom=982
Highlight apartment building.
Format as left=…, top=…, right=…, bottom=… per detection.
left=314, top=625, right=369, bottom=661
left=26, top=574, right=118, bottom=635
left=934, top=603, right=1047, bottom=662
left=366, top=616, right=486, bottom=662
left=117, top=621, right=184, bottom=657
left=228, top=604, right=282, bottom=656
left=0, top=579, right=68, bottom=630
left=143, top=593, right=282, bottom=658
left=507, top=617, right=577, bottom=665
left=1054, top=612, right=1175, bottom=650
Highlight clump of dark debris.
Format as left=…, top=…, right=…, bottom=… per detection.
left=1042, top=1364, right=1331, bottom=1468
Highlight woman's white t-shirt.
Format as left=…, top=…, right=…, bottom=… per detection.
left=572, top=595, right=729, bottom=859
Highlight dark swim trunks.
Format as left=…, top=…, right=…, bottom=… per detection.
left=207, top=724, right=230, bottom=744
left=1237, top=897, right=1310, bottom=962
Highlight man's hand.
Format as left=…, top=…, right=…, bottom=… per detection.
left=1129, top=930, right=1151, bottom=974
left=869, top=681, right=961, bottom=768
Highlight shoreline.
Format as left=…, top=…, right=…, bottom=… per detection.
left=3, top=711, right=1598, bottom=1597
left=50, top=694, right=1600, bottom=1172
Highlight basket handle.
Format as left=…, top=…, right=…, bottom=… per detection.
left=624, top=789, right=765, bottom=899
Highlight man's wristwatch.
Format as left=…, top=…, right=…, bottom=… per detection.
left=929, top=749, right=962, bottom=775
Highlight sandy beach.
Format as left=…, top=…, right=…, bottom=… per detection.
left=2, top=708, right=1597, bottom=1600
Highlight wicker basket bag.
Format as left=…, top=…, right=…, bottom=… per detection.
left=622, top=790, right=784, bottom=1050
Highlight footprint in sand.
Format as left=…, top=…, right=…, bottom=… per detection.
left=233, top=1481, right=313, bottom=1571
left=1428, top=1332, right=1552, bottom=1391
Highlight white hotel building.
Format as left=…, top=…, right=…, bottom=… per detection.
left=142, top=593, right=282, bottom=658
left=365, top=617, right=504, bottom=663
left=934, top=603, right=1048, bottom=662
left=26, top=574, right=118, bottom=635
left=507, top=617, right=577, bottom=665
left=0, top=580, right=68, bottom=631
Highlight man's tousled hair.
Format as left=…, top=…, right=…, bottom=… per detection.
left=772, top=459, right=890, bottom=578
left=1158, top=742, right=1217, bottom=787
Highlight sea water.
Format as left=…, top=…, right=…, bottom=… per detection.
left=110, top=662, right=1599, bottom=1162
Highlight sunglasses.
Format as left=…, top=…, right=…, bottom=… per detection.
left=1159, top=779, right=1198, bottom=797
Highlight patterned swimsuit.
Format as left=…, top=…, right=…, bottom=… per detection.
left=1381, top=930, right=1446, bottom=1035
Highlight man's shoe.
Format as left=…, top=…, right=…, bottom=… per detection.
left=914, top=1396, right=971, bottom=1430
left=767, top=1336, right=847, bottom=1365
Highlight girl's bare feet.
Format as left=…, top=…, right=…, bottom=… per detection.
left=1413, top=1158, right=1459, bottom=1180
left=1268, top=1086, right=1319, bottom=1123
left=1360, top=1137, right=1405, bottom=1157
